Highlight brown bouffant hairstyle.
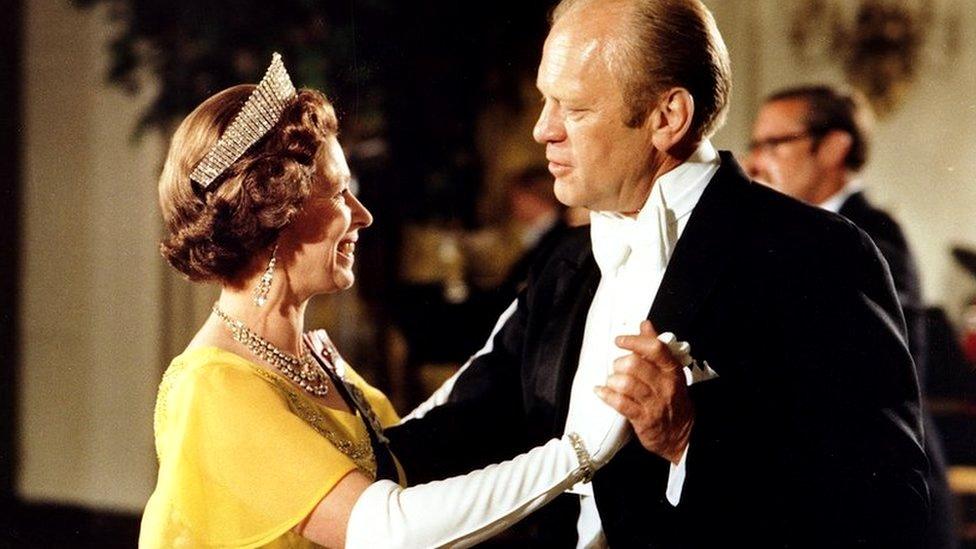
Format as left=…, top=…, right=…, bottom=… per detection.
left=765, top=85, right=874, bottom=172
left=158, top=86, right=338, bottom=283
left=552, top=0, right=732, bottom=139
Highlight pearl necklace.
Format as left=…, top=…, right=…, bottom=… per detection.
left=212, top=304, right=330, bottom=397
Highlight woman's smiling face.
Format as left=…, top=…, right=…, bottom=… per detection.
left=284, top=136, right=373, bottom=297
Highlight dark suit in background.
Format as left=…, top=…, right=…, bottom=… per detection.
left=839, top=190, right=956, bottom=549
left=839, top=192, right=926, bottom=371
left=389, top=156, right=930, bottom=548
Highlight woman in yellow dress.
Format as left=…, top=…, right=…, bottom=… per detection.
left=139, top=53, right=632, bottom=548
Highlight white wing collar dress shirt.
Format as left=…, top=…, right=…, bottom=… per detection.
left=563, top=139, right=720, bottom=548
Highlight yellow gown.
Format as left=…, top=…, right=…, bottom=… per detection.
left=139, top=346, right=403, bottom=548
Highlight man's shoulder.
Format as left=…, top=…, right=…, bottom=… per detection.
left=728, top=181, right=891, bottom=294
left=839, top=193, right=910, bottom=252
left=706, top=154, right=862, bottom=250
left=744, top=180, right=865, bottom=250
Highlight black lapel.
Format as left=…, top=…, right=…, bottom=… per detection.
left=526, top=236, right=601, bottom=439
left=648, top=152, right=750, bottom=336
left=549, top=257, right=600, bottom=436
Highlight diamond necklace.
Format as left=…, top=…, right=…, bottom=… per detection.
left=212, top=304, right=330, bottom=397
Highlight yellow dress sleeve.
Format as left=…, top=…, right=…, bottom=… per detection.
left=141, top=353, right=365, bottom=548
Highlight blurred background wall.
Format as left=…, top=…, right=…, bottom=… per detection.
left=720, top=0, right=976, bottom=317
left=4, top=0, right=976, bottom=545
left=19, top=0, right=164, bottom=511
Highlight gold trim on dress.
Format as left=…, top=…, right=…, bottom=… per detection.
left=154, top=355, right=378, bottom=479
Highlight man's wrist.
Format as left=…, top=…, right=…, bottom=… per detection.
left=666, top=417, right=694, bottom=464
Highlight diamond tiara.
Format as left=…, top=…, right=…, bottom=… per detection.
left=189, top=52, right=298, bottom=188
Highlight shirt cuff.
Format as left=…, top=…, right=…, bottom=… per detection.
left=665, top=443, right=690, bottom=506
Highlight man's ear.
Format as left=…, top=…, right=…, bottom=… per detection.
left=648, top=88, right=695, bottom=152
left=815, top=130, right=852, bottom=169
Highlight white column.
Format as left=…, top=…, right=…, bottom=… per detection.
left=20, top=0, right=169, bottom=511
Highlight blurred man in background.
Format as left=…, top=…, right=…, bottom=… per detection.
left=747, top=84, right=956, bottom=548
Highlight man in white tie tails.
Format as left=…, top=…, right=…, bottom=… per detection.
left=387, top=0, right=930, bottom=546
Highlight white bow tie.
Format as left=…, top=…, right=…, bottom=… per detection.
left=590, top=213, right=635, bottom=273
left=590, top=183, right=674, bottom=275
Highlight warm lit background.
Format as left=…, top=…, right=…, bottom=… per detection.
left=2, top=0, right=975, bottom=546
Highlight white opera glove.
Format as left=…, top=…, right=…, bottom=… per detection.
left=561, top=335, right=691, bottom=471
left=572, top=385, right=633, bottom=470
left=346, top=420, right=631, bottom=548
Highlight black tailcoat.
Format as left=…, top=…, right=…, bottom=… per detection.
left=388, top=154, right=929, bottom=548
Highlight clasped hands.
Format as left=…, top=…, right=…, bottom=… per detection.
left=595, top=320, right=695, bottom=464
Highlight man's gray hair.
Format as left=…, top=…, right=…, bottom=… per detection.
left=552, top=0, right=732, bottom=139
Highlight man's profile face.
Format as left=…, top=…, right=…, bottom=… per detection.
left=747, top=98, right=826, bottom=204
left=533, top=8, right=658, bottom=213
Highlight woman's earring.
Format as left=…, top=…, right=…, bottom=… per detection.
left=253, top=245, right=278, bottom=307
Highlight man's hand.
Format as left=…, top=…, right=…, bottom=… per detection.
left=595, top=320, right=694, bottom=464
